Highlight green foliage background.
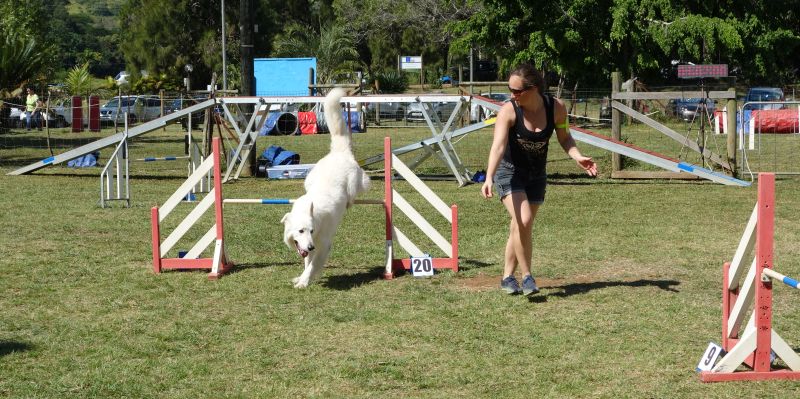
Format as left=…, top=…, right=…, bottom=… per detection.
left=0, top=0, right=798, bottom=96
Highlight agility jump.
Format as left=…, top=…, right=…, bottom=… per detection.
left=700, top=173, right=800, bottom=382
left=101, top=124, right=210, bottom=208
left=150, top=137, right=458, bottom=280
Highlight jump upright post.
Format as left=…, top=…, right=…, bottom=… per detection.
left=383, top=136, right=459, bottom=278
left=150, top=137, right=459, bottom=280
left=700, top=173, right=800, bottom=382
left=150, top=138, right=232, bottom=279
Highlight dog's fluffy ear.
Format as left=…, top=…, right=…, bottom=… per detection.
left=280, top=213, right=290, bottom=224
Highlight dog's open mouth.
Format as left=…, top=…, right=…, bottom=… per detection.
left=294, top=241, right=309, bottom=258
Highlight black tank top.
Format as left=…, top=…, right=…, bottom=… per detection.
left=501, top=93, right=555, bottom=178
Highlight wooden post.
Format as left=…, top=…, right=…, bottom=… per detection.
left=611, top=71, right=622, bottom=173
left=160, top=90, right=165, bottom=131
left=308, top=68, right=315, bottom=96
left=726, top=88, right=737, bottom=177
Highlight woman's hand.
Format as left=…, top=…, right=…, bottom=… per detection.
left=575, top=155, right=598, bottom=176
left=481, top=180, right=494, bottom=199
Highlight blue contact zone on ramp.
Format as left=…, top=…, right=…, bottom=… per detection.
left=43, top=156, right=55, bottom=165
left=677, top=162, right=694, bottom=172
left=679, top=162, right=750, bottom=186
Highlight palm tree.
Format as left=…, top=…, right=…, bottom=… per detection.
left=0, top=36, right=46, bottom=98
left=273, top=23, right=360, bottom=85
left=63, top=63, right=94, bottom=99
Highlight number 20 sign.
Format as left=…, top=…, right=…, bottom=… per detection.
left=410, top=255, right=434, bottom=277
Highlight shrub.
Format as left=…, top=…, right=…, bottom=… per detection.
left=371, top=70, right=407, bottom=94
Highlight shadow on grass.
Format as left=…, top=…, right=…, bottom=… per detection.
left=322, top=266, right=386, bottom=290
left=228, top=261, right=296, bottom=274
left=458, top=258, right=493, bottom=271
left=0, top=341, right=33, bottom=357
left=532, top=279, right=681, bottom=303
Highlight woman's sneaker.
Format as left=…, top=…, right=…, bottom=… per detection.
left=522, top=275, right=540, bottom=296
left=500, top=276, right=522, bottom=295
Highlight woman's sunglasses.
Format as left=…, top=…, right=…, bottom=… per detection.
left=508, top=85, right=532, bottom=95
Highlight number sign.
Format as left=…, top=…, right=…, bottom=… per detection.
left=410, top=255, right=434, bottom=277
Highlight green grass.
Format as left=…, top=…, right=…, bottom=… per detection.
left=2, top=123, right=800, bottom=397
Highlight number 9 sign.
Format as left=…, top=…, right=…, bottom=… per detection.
left=696, top=342, right=724, bottom=372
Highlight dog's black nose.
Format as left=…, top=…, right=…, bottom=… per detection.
left=308, top=244, right=315, bottom=251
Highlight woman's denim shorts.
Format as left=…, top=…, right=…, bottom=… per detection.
left=494, top=174, right=547, bottom=205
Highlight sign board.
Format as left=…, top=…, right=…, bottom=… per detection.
left=254, top=57, right=317, bottom=96
left=410, top=255, right=434, bottom=277
left=677, top=64, right=728, bottom=79
left=401, top=56, right=422, bottom=70
left=696, top=342, right=724, bottom=372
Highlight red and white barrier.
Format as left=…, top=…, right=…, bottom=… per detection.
left=700, top=173, right=800, bottom=382
left=383, top=137, right=459, bottom=278
left=150, top=137, right=459, bottom=279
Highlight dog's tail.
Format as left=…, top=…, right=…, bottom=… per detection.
left=324, top=88, right=351, bottom=153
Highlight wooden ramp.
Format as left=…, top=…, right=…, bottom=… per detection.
left=8, top=100, right=217, bottom=176
left=569, top=126, right=749, bottom=186
left=468, top=96, right=749, bottom=186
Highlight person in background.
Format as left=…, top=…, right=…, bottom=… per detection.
left=24, top=87, right=40, bottom=131
left=32, top=98, right=45, bottom=131
left=480, top=63, right=597, bottom=296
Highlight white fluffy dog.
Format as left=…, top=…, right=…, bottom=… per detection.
left=281, top=88, right=370, bottom=288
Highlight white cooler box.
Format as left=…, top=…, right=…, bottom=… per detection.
left=266, top=164, right=314, bottom=179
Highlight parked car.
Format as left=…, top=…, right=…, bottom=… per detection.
left=670, top=98, right=716, bottom=121
left=470, top=92, right=511, bottom=122
left=165, top=95, right=212, bottom=129
left=100, top=95, right=163, bottom=125
left=440, top=76, right=458, bottom=85
left=50, top=97, right=88, bottom=127
left=364, top=101, right=406, bottom=121
left=9, top=106, right=67, bottom=128
left=114, top=71, right=130, bottom=86
left=744, top=87, right=785, bottom=110
left=405, top=102, right=443, bottom=122
left=471, top=60, right=499, bottom=82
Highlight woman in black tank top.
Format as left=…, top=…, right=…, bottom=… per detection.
left=480, top=63, right=598, bottom=296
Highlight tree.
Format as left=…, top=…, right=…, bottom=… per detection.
left=63, top=63, right=94, bottom=98
left=451, top=0, right=799, bottom=87
left=272, top=23, right=360, bottom=85
left=333, top=0, right=481, bottom=74
left=0, top=36, right=47, bottom=98
left=119, top=0, right=235, bottom=91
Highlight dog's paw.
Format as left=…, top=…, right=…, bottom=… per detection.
left=293, top=279, right=309, bottom=289
left=291, top=276, right=300, bottom=284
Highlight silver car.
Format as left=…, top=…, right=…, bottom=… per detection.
left=405, top=102, right=442, bottom=122
left=100, top=95, right=163, bottom=125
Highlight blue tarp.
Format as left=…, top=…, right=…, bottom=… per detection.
left=259, top=112, right=281, bottom=136
left=67, top=152, right=100, bottom=168
left=260, top=145, right=299, bottom=166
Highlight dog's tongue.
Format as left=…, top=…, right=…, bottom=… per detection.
left=297, top=248, right=309, bottom=258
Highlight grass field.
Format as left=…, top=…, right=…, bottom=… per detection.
left=2, top=122, right=800, bottom=397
